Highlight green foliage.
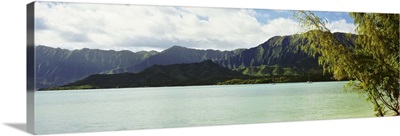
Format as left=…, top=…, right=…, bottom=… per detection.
left=235, top=65, right=318, bottom=77
left=46, top=59, right=336, bottom=90
left=294, top=11, right=399, bottom=116
left=46, top=60, right=250, bottom=90
left=217, top=74, right=334, bottom=85
left=217, top=78, right=272, bottom=85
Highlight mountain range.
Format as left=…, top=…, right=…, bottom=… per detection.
left=36, top=32, right=356, bottom=89
left=49, top=60, right=249, bottom=90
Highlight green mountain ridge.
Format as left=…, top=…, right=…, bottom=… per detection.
left=218, top=32, right=356, bottom=77
left=124, top=45, right=243, bottom=73
left=45, top=60, right=249, bottom=90
left=36, top=32, right=356, bottom=89
left=36, top=45, right=158, bottom=88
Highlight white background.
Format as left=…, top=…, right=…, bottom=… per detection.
left=0, top=0, right=399, bottom=136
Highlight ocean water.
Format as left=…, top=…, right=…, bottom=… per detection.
left=35, top=81, right=374, bottom=134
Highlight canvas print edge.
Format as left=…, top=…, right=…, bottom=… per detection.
left=27, top=1, right=399, bottom=134
left=27, top=1, right=35, bottom=134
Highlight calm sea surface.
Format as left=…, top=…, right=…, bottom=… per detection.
left=35, top=81, right=374, bottom=134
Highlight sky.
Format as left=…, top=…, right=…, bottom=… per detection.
left=35, top=2, right=356, bottom=52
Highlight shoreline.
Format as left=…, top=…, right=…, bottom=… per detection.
left=38, top=80, right=350, bottom=91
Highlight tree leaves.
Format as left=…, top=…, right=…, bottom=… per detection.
left=294, top=11, right=399, bottom=116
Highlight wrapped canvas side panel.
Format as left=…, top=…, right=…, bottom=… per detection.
left=27, top=2, right=35, bottom=134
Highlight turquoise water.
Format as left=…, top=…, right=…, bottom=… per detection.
left=35, top=81, right=374, bottom=134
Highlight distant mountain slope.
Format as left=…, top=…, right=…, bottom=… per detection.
left=36, top=45, right=158, bottom=88
left=125, top=45, right=243, bottom=72
left=50, top=60, right=248, bottom=89
left=36, top=32, right=356, bottom=89
left=218, top=32, right=356, bottom=76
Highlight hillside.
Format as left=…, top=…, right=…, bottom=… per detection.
left=35, top=45, right=157, bottom=88
left=218, top=32, right=356, bottom=76
left=45, top=60, right=249, bottom=90
left=123, top=45, right=243, bottom=72
left=36, top=32, right=356, bottom=89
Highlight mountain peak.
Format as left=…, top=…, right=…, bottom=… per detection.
left=169, top=45, right=189, bottom=49
left=161, top=45, right=191, bottom=53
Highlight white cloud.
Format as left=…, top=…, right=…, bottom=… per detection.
left=326, top=19, right=356, bottom=33
left=35, top=2, right=355, bottom=52
left=262, top=18, right=303, bottom=38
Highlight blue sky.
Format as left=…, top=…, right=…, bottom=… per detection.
left=35, top=2, right=356, bottom=52
left=253, top=9, right=353, bottom=24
